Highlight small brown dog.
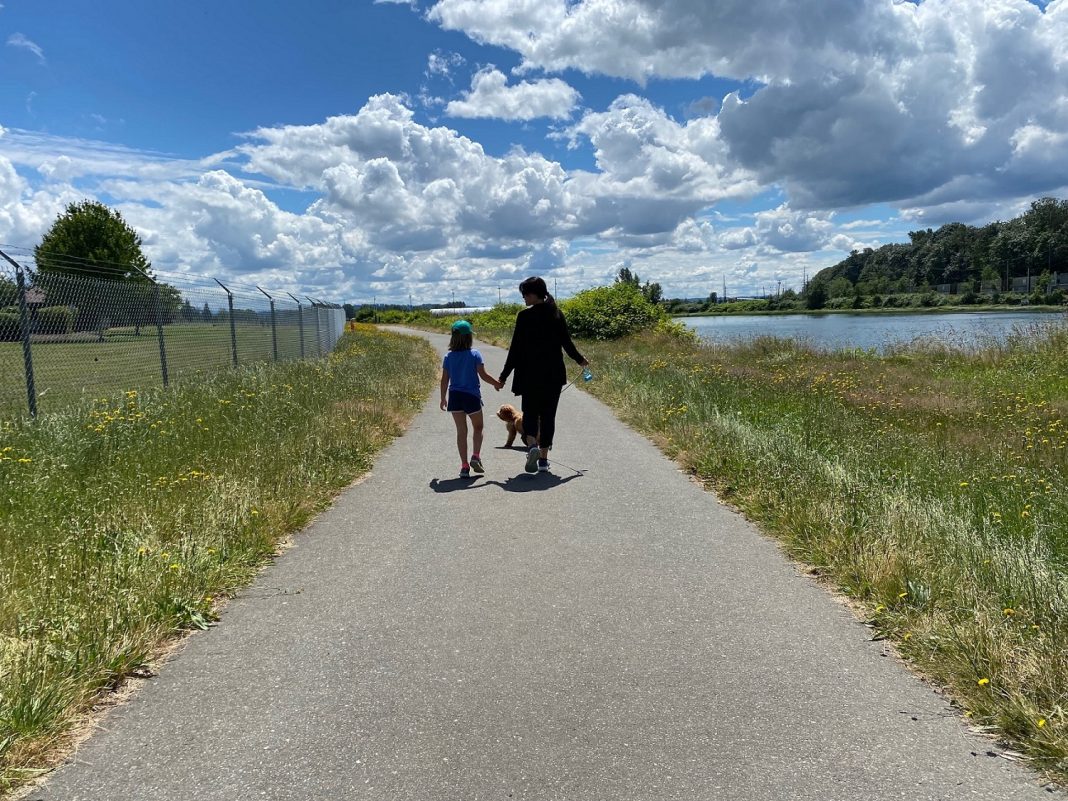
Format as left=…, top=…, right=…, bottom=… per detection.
left=496, top=404, right=531, bottom=448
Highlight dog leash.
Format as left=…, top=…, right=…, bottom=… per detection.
left=545, top=456, right=586, bottom=476
left=559, top=367, right=592, bottom=395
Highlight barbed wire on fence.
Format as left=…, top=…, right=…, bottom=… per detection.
left=0, top=245, right=346, bottom=418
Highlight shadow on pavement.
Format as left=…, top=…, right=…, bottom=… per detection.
left=481, top=472, right=584, bottom=492
left=429, top=472, right=584, bottom=493
left=429, top=477, right=483, bottom=493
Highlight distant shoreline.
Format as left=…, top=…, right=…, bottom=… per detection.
left=673, top=304, right=1067, bottom=318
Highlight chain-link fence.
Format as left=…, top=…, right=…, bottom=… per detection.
left=0, top=246, right=346, bottom=417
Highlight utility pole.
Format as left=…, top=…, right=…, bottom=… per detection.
left=498, top=285, right=501, bottom=304
left=722, top=275, right=727, bottom=303
left=409, top=293, right=413, bottom=312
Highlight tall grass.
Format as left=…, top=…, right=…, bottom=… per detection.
left=581, top=322, right=1068, bottom=782
left=0, top=326, right=436, bottom=792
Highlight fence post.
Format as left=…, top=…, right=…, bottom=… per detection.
left=257, top=286, right=278, bottom=362
left=213, top=278, right=239, bottom=367
left=153, top=283, right=169, bottom=388
left=307, top=297, right=321, bottom=356
left=287, top=292, right=305, bottom=359
left=2, top=251, right=38, bottom=417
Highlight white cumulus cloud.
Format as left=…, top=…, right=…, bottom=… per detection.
left=445, top=67, right=580, bottom=120
left=428, top=0, right=1068, bottom=214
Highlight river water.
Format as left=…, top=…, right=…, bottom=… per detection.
left=678, top=310, right=1066, bottom=352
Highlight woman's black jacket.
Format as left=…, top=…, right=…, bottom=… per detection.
left=499, top=302, right=585, bottom=396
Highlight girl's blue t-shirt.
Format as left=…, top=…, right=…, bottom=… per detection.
left=443, top=349, right=483, bottom=397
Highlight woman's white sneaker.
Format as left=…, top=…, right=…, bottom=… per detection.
left=525, top=446, right=540, bottom=473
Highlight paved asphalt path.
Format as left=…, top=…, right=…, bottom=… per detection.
left=31, top=329, right=1056, bottom=801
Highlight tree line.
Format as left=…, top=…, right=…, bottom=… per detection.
left=658, top=197, right=1068, bottom=314
left=809, top=197, right=1068, bottom=303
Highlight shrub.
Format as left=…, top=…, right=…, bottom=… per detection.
left=1029, top=292, right=1063, bottom=307
left=918, top=291, right=943, bottom=307
left=717, top=298, right=770, bottom=314
left=0, top=311, right=21, bottom=341
left=560, top=282, right=665, bottom=340
left=466, top=304, right=524, bottom=331
left=825, top=296, right=854, bottom=310
left=35, top=305, right=74, bottom=335
left=653, top=317, right=698, bottom=342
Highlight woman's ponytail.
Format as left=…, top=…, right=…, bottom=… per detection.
left=519, top=276, right=561, bottom=317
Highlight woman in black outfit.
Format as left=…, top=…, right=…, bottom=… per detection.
left=498, top=276, right=589, bottom=474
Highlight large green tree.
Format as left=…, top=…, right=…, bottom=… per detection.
left=615, top=266, right=663, bottom=304
left=35, top=200, right=152, bottom=280
left=33, top=200, right=161, bottom=334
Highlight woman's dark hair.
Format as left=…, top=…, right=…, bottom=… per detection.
left=519, top=276, right=559, bottom=316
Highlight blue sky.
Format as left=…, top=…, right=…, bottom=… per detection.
left=2, top=0, right=1067, bottom=304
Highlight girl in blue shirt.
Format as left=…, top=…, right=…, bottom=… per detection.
left=439, top=320, right=503, bottom=478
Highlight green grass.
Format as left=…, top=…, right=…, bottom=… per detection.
left=580, top=323, right=1068, bottom=783
left=0, top=325, right=437, bottom=792
left=0, top=322, right=326, bottom=417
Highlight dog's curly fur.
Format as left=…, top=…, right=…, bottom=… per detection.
left=496, top=404, right=529, bottom=448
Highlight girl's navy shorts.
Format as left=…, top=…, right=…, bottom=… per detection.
left=447, top=390, right=482, bottom=414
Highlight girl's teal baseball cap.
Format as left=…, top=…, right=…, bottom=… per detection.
left=451, top=320, right=473, bottom=333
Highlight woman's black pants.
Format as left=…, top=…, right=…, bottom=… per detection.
left=520, top=384, right=562, bottom=449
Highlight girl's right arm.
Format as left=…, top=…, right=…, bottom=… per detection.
left=477, top=363, right=503, bottom=390
left=439, top=368, right=449, bottom=410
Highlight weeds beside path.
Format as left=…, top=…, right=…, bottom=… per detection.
left=580, top=325, right=1068, bottom=784
left=0, top=326, right=437, bottom=795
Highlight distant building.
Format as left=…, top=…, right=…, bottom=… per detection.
left=1012, top=276, right=1037, bottom=293
left=428, top=307, right=494, bottom=317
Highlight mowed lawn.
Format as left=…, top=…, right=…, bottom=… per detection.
left=0, top=323, right=325, bottom=416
